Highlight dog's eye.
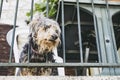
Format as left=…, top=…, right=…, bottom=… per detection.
left=44, top=25, right=50, bottom=31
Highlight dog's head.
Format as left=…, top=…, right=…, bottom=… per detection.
left=29, top=15, right=61, bottom=54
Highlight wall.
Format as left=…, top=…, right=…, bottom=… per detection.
left=0, top=0, right=39, bottom=27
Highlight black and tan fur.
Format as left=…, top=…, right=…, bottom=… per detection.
left=18, top=15, right=61, bottom=76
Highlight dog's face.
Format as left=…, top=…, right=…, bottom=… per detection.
left=29, top=16, right=61, bottom=54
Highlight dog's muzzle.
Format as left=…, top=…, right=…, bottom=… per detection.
left=49, top=34, right=58, bottom=41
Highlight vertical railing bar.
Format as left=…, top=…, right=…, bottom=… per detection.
left=28, top=0, right=34, bottom=63
left=75, top=67, right=78, bottom=76
left=61, top=0, right=66, bottom=63
left=45, top=0, right=49, bottom=62
left=76, top=0, right=83, bottom=63
left=98, top=67, right=102, bottom=76
left=56, top=1, right=60, bottom=21
left=0, top=0, right=3, bottom=18
left=113, top=67, right=117, bottom=75
left=46, top=0, right=49, bottom=18
left=105, top=0, right=118, bottom=63
left=71, top=7, right=76, bottom=24
left=30, top=0, right=34, bottom=21
left=91, top=0, right=102, bottom=63
left=109, top=68, right=111, bottom=75
left=9, top=0, right=19, bottom=63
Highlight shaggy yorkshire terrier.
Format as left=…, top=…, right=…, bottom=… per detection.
left=18, top=15, right=61, bottom=76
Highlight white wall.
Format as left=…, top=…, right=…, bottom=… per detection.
left=0, top=0, right=39, bottom=27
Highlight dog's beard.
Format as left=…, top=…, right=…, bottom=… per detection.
left=37, top=39, right=60, bottom=54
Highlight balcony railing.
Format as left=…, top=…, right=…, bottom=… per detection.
left=0, top=0, right=120, bottom=76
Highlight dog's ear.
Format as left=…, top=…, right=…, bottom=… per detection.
left=29, top=21, right=37, bottom=33
left=28, top=13, right=45, bottom=33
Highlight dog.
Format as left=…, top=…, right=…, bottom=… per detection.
left=18, top=15, right=61, bottom=76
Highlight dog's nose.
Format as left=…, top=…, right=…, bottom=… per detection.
left=51, top=34, right=58, bottom=41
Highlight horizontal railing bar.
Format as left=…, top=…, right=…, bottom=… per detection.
left=0, top=63, right=120, bottom=67
left=65, top=50, right=97, bottom=54
left=60, top=0, right=120, bottom=6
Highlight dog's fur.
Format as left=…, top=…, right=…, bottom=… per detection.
left=19, top=15, right=61, bottom=76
